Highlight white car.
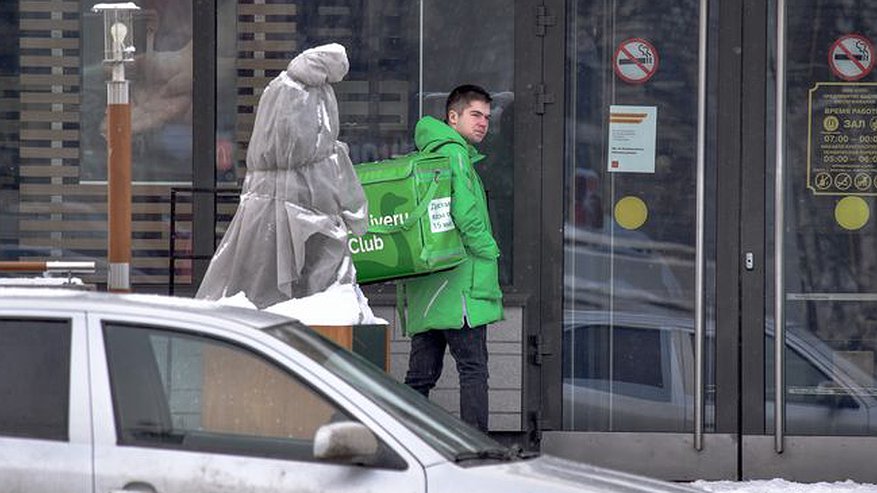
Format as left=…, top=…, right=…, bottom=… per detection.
left=0, top=288, right=701, bottom=493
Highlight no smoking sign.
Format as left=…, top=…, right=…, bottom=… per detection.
left=614, top=38, right=659, bottom=84
left=829, top=34, right=874, bottom=81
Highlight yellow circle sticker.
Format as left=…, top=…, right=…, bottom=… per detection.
left=614, top=196, right=648, bottom=230
left=834, top=196, right=870, bottom=230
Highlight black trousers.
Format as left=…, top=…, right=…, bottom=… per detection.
left=404, top=324, right=489, bottom=432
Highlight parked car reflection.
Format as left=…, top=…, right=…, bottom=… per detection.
left=563, top=309, right=877, bottom=434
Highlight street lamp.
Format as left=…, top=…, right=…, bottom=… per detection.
left=91, top=2, right=139, bottom=292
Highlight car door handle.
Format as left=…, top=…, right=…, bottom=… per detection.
left=109, top=481, right=158, bottom=493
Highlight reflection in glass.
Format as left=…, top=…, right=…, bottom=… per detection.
left=216, top=0, right=515, bottom=285
left=0, top=2, right=193, bottom=288
left=563, top=0, right=716, bottom=432
left=769, top=0, right=877, bottom=435
left=81, top=1, right=193, bottom=183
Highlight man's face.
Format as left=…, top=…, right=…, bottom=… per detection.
left=448, top=100, right=491, bottom=144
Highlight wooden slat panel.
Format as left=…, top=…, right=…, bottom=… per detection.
left=316, top=28, right=353, bottom=38
left=136, top=258, right=182, bottom=268
left=19, top=56, right=79, bottom=68
left=20, top=1, right=79, bottom=13
left=20, top=19, right=79, bottom=31
left=236, top=59, right=290, bottom=70
left=21, top=183, right=178, bottom=195
left=237, top=94, right=260, bottom=106
left=139, top=275, right=184, bottom=284
left=238, top=4, right=296, bottom=15
left=20, top=129, right=80, bottom=140
left=19, top=164, right=79, bottom=177
left=20, top=220, right=171, bottom=232
left=240, top=22, right=297, bottom=34
left=20, top=92, right=79, bottom=104
left=21, top=238, right=184, bottom=250
left=20, top=147, right=79, bottom=159
left=20, top=38, right=79, bottom=50
left=19, top=74, right=80, bottom=87
left=11, top=2, right=184, bottom=285
left=317, top=6, right=351, bottom=15
left=237, top=40, right=296, bottom=52
left=20, top=111, right=79, bottom=123
left=338, top=101, right=369, bottom=114
left=19, top=202, right=187, bottom=214
left=236, top=76, right=276, bottom=87
left=0, top=100, right=19, bottom=112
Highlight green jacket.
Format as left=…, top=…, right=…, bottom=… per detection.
left=399, top=116, right=504, bottom=335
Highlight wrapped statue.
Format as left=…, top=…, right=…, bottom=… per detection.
left=197, top=43, right=377, bottom=324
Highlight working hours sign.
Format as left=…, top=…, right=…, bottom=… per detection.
left=808, top=82, right=877, bottom=195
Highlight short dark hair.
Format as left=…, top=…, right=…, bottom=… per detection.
left=445, top=84, right=492, bottom=119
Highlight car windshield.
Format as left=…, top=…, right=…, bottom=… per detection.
left=263, top=322, right=505, bottom=459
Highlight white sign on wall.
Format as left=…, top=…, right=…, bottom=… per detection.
left=607, top=105, right=658, bottom=174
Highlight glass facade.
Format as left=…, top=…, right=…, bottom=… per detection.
left=0, top=0, right=515, bottom=288
left=0, top=1, right=194, bottom=285
left=4, top=0, right=877, bottom=480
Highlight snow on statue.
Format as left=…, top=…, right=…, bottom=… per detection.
left=197, top=43, right=381, bottom=325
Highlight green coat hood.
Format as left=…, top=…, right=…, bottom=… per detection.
left=414, top=116, right=485, bottom=163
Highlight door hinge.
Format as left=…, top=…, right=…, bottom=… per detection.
left=535, top=5, right=556, bottom=36
left=528, top=334, right=553, bottom=365
left=533, top=84, right=555, bottom=115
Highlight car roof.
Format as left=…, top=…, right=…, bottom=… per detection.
left=0, top=287, right=292, bottom=329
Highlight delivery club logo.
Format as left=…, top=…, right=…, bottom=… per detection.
left=348, top=212, right=410, bottom=254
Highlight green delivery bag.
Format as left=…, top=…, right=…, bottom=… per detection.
left=350, top=151, right=467, bottom=284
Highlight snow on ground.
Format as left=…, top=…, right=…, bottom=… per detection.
left=0, top=276, right=83, bottom=285
left=693, top=480, right=877, bottom=493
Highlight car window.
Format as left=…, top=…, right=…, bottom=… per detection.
left=103, top=322, right=402, bottom=467
left=0, top=318, right=71, bottom=440
left=563, top=324, right=673, bottom=402
left=263, top=323, right=505, bottom=459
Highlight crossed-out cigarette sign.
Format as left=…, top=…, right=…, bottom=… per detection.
left=614, top=38, right=659, bottom=84
left=829, top=34, right=874, bottom=81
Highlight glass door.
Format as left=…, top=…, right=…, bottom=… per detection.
left=741, top=0, right=877, bottom=481
left=561, top=0, right=714, bottom=434
left=543, top=0, right=735, bottom=480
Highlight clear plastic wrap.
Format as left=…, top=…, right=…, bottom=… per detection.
left=196, top=43, right=368, bottom=311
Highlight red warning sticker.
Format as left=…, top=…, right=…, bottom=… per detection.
left=829, top=34, right=874, bottom=81
left=614, top=38, right=659, bottom=85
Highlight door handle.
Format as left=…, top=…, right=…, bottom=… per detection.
left=773, top=0, right=787, bottom=455
left=693, top=0, right=708, bottom=452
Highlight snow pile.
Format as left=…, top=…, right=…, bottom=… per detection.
left=693, top=479, right=877, bottom=493
left=217, top=283, right=387, bottom=326
left=0, top=277, right=84, bottom=286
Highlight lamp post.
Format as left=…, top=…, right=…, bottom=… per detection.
left=92, top=2, right=139, bottom=292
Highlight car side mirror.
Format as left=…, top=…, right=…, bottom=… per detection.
left=313, top=421, right=379, bottom=464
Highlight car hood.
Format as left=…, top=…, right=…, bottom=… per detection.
left=426, top=454, right=700, bottom=493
